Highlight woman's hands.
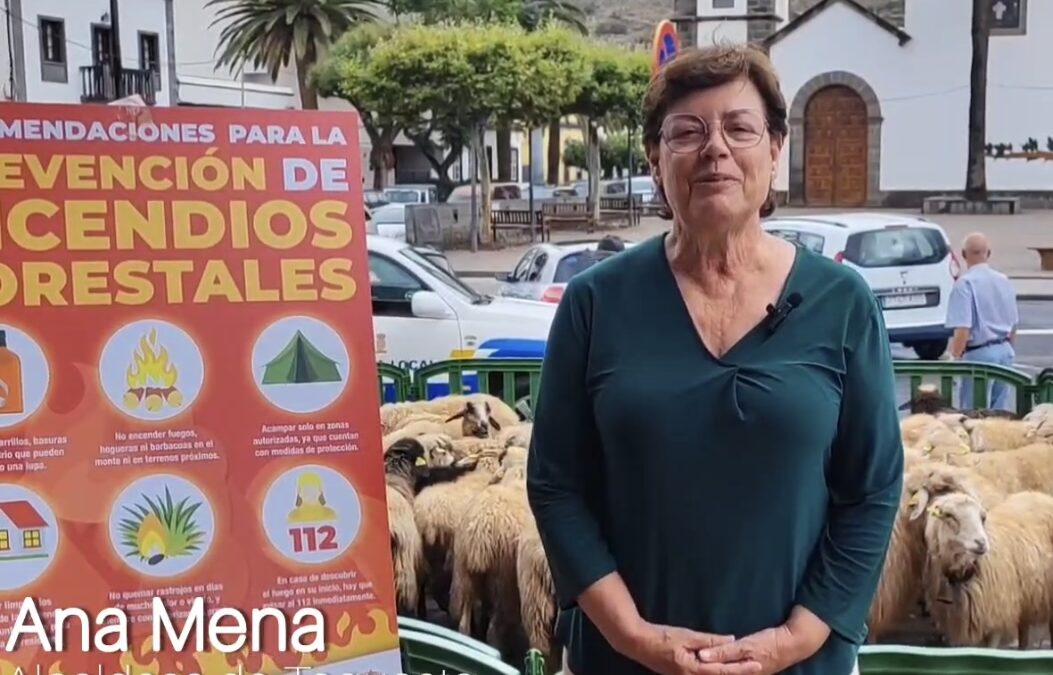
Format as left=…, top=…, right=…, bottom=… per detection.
left=618, top=621, right=763, bottom=675
left=694, top=606, right=831, bottom=675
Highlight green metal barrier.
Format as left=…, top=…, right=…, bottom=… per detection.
left=858, top=645, right=1053, bottom=674
left=413, top=358, right=544, bottom=410
left=378, top=362, right=414, bottom=404
left=1035, top=368, right=1053, bottom=405
left=377, top=358, right=1049, bottom=417
left=892, top=361, right=1039, bottom=417
left=398, top=628, right=521, bottom=675
left=397, top=615, right=503, bottom=661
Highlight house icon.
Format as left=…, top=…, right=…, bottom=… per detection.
left=0, top=500, right=49, bottom=561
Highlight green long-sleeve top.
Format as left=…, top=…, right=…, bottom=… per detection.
left=526, top=233, right=904, bottom=675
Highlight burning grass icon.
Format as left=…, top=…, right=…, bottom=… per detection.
left=118, top=486, right=204, bottom=566
left=124, top=328, right=183, bottom=412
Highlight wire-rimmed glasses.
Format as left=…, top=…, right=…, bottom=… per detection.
left=660, top=109, right=768, bottom=153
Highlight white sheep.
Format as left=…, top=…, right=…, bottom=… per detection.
left=964, top=417, right=1039, bottom=453
left=451, top=454, right=532, bottom=660
left=380, top=394, right=520, bottom=434
left=944, top=442, right=1053, bottom=495
left=921, top=490, right=1053, bottom=648
left=517, top=518, right=559, bottom=672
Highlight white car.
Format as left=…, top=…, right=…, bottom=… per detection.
left=497, top=239, right=636, bottom=303
left=367, top=235, right=556, bottom=400
left=366, top=203, right=407, bottom=240
left=762, top=212, right=961, bottom=360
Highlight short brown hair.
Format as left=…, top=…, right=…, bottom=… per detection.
left=641, top=43, right=789, bottom=218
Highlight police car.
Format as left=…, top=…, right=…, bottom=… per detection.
left=367, top=235, right=556, bottom=399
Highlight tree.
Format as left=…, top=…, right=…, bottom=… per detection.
left=566, top=43, right=650, bottom=223
left=965, top=0, right=991, bottom=200
left=313, top=23, right=400, bottom=189
left=207, top=0, right=378, bottom=110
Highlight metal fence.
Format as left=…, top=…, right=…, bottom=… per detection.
left=378, top=358, right=1053, bottom=416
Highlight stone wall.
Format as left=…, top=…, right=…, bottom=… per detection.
left=747, top=0, right=778, bottom=42
left=789, top=0, right=906, bottom=27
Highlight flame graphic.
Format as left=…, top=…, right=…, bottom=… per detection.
left=124, top=329, right=182, bottom=412
left=111, top=608, right=399, bottom=675
left=137, top=513, right=167, bottom=563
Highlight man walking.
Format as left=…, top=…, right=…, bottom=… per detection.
left=945, top=232, right=1019, bottom=410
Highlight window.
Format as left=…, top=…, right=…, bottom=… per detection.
left=844, top=227, right=950, bottom=268
left=509, top=249, right=539, bottom=282
left=139, top=32, right=160, bottom=73
left=38, top=17, right=67, bottom=83
left=0, top=530, right=9, bottom=551
left=553, top=250, right=618, bottom=282
left=23, top=529, right=41, bottom=549
left=401, top=247, right=479, bottom=303
left=711, top=0, right=736, bottom=8
left=767, top=228, right=825, bottom=255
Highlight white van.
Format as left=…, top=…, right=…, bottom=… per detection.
left=366, top=235, right=556, bottom=400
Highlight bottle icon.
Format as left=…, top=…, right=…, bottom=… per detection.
left=0, top=329, right=25, bottom=414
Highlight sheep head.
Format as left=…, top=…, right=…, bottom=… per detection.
left=907, top=465, right=982, bottom=521
left=384, top=438, right=427, bottom=477
left=901, top=384, right=950, bottom=415
left=915, top=422, right=972, bottom=459
left=446, top=400, right=502, bottom=438
left=923, top=493, right=989, bottom=585
left=416, top=433, right=456, bottom=467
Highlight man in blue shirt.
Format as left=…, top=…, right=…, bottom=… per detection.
left=945, top=232, right=1019, bottom=410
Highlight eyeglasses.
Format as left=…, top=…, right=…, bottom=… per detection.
left=660, top=110, right=768, bottom=153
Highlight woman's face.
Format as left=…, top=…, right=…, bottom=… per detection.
left=653, top=76, right=782, bottom=230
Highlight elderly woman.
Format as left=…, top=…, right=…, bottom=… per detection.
left=526, top=44, right=903, bottom=675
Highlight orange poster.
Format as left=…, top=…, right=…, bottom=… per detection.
left=0, top=103, right=402, bottom=674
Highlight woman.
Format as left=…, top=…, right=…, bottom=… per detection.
left=526, top=43, right=903, bottom=675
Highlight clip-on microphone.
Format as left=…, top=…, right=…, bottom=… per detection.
left=765, top=292, right=803, bottom=335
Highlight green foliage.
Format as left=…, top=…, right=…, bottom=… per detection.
left=564, top=131, right=647, bottom=175
left=986, top=137, right=1053, bottom=160
left=312, top=22, right=393, bottom=111
left=207, top=0, right=378, bottom=80
left=569, top=42, right=651, bottom=127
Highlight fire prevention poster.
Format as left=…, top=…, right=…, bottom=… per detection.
left=0, top=103, right=402, bottom=675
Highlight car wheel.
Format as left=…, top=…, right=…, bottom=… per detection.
left=913, top=339, right=948, bottom=361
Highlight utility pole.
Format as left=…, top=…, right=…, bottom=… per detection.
left=109, top=0, right=123, bottom=99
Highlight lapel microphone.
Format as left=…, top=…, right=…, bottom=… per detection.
left=765, top=292, right=803, bottom=335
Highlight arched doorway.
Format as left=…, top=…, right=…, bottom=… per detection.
left=803, top=85, right=868, bottom=206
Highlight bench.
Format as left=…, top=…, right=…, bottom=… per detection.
left=1030, top=246, right=1053, bottom=271
left=598, top=195, right=643, bottom=227
left=491, top=208, right=549, bottom=242
left=541, top=200, right=592, bottom=231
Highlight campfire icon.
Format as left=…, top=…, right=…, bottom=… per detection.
left=124, top=329, right=183, bottom=412
left=99, top=320, right=204, bottom=422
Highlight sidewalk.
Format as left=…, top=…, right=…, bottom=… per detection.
left=444, top=208, right=1053, bottom=300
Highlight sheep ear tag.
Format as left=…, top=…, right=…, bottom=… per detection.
left=415, top=456, right=427, bottom=467
left=928, top=505, right=943, bottom=518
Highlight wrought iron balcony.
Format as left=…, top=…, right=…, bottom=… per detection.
left=80, top=65, right=157, bottom=104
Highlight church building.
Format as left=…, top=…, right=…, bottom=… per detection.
left=672, top=0, right=1053, bottom=209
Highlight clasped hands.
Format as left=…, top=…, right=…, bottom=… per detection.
left=621, top=606, right=830, bottom=675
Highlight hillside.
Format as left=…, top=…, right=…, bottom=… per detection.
left=583, top=0, right=905, bottom=46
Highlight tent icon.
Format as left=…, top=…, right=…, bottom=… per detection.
left=261, top=330, right=343, bottom=385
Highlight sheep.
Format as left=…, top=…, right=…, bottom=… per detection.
left=412, top=445, right=514, bottom=613
left=451, top=455, right=532, bottom=661
left=445, top=399, right=504, bottom=438
left=912, top=421, right=972, bottom=461
left=450, top=436, right=507, bottom=460
left=382, top=419, right=448, bottom=449
left=901, top=383, right=1018, bottom=419
left=921, top=490, right=1053, bottom=648
left=944, top=442, right=1053, bottom=495
left=963, top=417, right=1039, bottom=453
left=1024, top=403, right=1053, bottom=438
left=901, top=413, right=966, bottom=447
left=498, top=422, right=533, bottom=449
left=384, top=438, right=429, bottom=618
left=380, top=394, right=521, bottom=434
left=517, top=518, right=559, bottom=673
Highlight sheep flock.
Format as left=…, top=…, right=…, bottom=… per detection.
left=377, top=385, right=1053, bottom=669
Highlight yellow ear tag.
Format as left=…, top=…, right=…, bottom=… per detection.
left=415, top=456, right=427, bottom=467
left=907, top=494, right=919, bottom=508
left=922, top=442, right=933, bottom=454
left=958, top=444, right=971, bottom=455
left=928, top=505, right=943, bottom=518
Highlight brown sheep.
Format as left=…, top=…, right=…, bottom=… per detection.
left=384, top=438, right=428, bottom=618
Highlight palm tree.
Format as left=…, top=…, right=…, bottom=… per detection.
left=965, top=0, right=990, bottom=200
left=518, top=0, right=587, bottom=34
left=207, top=0, right=379, bottom=109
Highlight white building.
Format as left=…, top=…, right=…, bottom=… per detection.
left=674, top=0, right=1053, bottom=208
left=1, top=0, right=175, bottom=105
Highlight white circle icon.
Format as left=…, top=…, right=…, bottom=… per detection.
left=0, top=324, right=50, bottom=429
left=98, top=320, right=204, bottom=422
left=0, top=484, right=59, bottom=591
left=108, top=474, right=215, bottom=578
left=251, top=316, right=350, bottom=414
left=260, top=465, right=362, bottom=565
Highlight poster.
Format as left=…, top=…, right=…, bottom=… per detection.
left=0, top=103, right=402, bottom=675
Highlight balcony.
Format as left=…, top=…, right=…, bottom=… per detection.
left=80, top=65, right=157, bottom=105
